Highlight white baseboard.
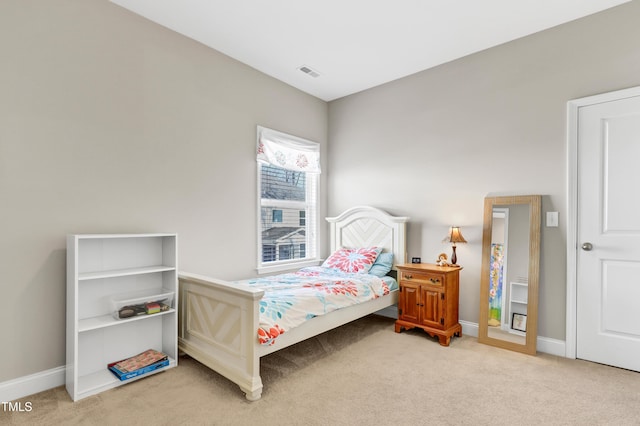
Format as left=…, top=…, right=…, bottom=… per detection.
left=460, top=320, right=566, bottom=356
left=0, top=366, right=65, bottom=403
left=460, top=320, right=479, bottom=337
left=536, top=336, right=566, bottom=357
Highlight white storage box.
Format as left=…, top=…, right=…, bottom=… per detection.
left=111, top=289, right=174, bottom=320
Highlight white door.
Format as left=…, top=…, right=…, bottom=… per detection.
left=576, top=92, right=640, bottom=371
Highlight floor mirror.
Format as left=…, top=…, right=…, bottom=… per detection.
left=478, top=195, right=541, bottom=355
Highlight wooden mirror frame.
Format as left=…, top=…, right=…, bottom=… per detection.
left=478, top=195, right=541, bottom=355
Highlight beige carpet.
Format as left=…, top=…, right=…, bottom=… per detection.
left=3, top=315, right=640, bottom=425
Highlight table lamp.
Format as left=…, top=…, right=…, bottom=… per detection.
left=443, top=226, right=467, bottom=265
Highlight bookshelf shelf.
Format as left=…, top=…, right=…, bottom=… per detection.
left=76, top=357, right=177, bottom=398
left=78, top=265, right=176, bottom=281
left=78, top=309, right=177, bottom=333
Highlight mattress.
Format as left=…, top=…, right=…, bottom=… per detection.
left=239, top=266, right=394, bottom=345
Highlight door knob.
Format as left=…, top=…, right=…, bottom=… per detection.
left=582, top=242, right=593, bottom=251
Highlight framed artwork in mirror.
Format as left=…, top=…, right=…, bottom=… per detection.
left=512, top=313, right=527, bottom=332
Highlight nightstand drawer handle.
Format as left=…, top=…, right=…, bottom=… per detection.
left=405, top=274, right=412, bottom=279
left=430, top=278, right=440, bottom=284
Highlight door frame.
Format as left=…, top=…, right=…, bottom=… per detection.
left=566, top=85, right=640, bottom=359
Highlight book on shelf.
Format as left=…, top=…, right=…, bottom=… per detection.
left=108, top=349, right=169, bottom=381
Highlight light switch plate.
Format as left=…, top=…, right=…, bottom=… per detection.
left=547, top=211, right=559, bottom=227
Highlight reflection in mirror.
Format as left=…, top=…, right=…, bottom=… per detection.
left=478, top=195, right=541, bottom=355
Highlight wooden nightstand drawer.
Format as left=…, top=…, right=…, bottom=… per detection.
left=400, top=270, right=444, bottom=287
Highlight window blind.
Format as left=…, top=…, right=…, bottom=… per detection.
left=257, top=126, right=321, bottom=174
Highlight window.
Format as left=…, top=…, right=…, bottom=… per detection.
left=279, top=244, right=293, bottom=260
left=262, top=245, right=276, bottom=262
left=257, top=126, right=320, bottom=272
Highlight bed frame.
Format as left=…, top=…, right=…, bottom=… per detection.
left=177, top=206, right=409, bottom=400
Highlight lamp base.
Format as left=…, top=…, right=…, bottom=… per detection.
left=451, top=245, right=458, bottom=265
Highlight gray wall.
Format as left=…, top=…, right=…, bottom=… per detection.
left=0, top=0, right=327, bottom=382
left=327, top=1, right=640, bottom=341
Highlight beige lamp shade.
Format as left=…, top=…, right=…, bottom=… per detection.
left=443, top=226, right=466, bottom=264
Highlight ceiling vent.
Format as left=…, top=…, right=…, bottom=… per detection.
left=298, top=65, right=320, bottom=78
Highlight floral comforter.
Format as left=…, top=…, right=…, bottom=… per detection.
left=241, top=266, right=391, bottom=345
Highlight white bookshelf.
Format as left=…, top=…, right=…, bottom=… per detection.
left=66, top=234, right=178, bottom=401
left=508, top=281, right=528, bottom=336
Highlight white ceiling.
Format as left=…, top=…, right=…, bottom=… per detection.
left=111, top=0, right=630, bottom=101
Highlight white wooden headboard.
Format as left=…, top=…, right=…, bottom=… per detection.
left=326, top=206, right=409, bottom=269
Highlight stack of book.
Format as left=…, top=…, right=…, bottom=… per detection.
left=108, top=349, right=169, bottom=381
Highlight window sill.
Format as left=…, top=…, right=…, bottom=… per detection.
left=257, top=259, right=322, bottom=275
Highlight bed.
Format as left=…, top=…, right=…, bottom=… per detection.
left=177, top=206, right=409, bottom=400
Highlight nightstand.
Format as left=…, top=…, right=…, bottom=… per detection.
left=395, top=263, right=462, bottom=346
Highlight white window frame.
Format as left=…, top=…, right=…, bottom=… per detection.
left=256, top=126, right=321, bottom=274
